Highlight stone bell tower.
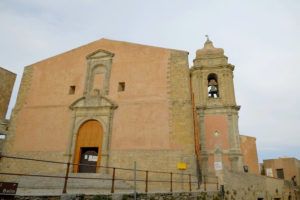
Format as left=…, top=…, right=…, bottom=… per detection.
left=191, top=37, right=243, bottom=176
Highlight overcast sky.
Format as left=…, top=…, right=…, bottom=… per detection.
left=1, top=0, right=299, bottom=161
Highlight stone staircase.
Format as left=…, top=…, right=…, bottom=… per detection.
left=16, top=172, right=134, bottom=196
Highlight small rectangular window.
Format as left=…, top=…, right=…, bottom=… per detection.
left=118, top=82, right=125, bottom=92
left=69, top=85, right=76, bottom=95
left=243, top=165, right=249, bottom=173
left=276, top=168, right=284, bottom=179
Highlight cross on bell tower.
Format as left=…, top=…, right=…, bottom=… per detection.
left=191, top=37, right=243, bottom=176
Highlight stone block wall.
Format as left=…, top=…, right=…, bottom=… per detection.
left=0, top=67, right=16, bottom=120
left=2, top=66, right=32, bottom=153
left=223, top=170, right=297, bottom=200
left=168, top=50, right=195, bottom=156
left=14, top=191, right=221, bottom=200
left=108, top=150, right=197, bottom=192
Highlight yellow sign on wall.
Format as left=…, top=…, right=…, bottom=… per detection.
left=177, top=162, right=187, bottom=170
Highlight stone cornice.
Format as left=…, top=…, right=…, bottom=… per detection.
left=69, top=95, right=118, bottom=110
left=190, top=64, right=234, bottom=73
left=86, top=49, right=115, bottom=59
left=196, top=105, right=241, bottom=111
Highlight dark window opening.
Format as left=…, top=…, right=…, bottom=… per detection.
left=243, top=165, right=249, bottom=173
left=69, top=85, right=76, bottom=95
left=118, top=82, right=125, bottom=92
left=292, top=176, right=297, bottom=186
left=207, top=73, right=219, bottom=98
left=276, top=169, right=284, bottom=179
left=79, top=147, right=98, bottom=173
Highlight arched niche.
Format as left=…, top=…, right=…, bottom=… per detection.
left=84, top=49, right=114, bottom=96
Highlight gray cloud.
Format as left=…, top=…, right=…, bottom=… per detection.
left=0, top=0, right=299, bottom=161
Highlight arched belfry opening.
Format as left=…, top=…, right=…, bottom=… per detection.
left=73, top=120, right=104, bottom=173
left=207, top=73, right=219, bottom=98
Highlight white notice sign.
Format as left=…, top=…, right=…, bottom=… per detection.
left=214, top=162, right=223, bottom=171
left=88, top=155, right=98, bottom=162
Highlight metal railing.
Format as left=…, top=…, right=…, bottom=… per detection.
left=0, top=153, right=218, bottom=194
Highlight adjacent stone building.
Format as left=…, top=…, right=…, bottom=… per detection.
left=240, top=135, right=259, bottom=174
left=0, top=67, right=16, bottom=152
left=262, top=157, right=300, bottom=199
left=1, top=38, right=266, bottom=193
left=0, top=67, right=16, bottom=120
left=264, top=157, right=300, bottom=185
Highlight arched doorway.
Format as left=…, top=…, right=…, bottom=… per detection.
left=73, top=120, right=103, bottom=173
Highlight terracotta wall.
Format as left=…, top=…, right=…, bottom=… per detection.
left=204, top=115, right=229, bottom=151
left=10, top=39, right=179, bottom=153
left=204, top=114, right=232, bottom=171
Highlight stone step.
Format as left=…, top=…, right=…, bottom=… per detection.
left=15, top=173, right=212, bottom=196
left=16, top=172, right=134, bottom=195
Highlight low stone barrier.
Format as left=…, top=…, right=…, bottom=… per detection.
left=12, top=191, right=221, bottom=200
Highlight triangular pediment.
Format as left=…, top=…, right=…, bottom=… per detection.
left=70, top=96, right=117, bottom=110
left=86, top=49, right=114, bottom=59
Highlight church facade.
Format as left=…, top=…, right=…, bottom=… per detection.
left=1, top=38, right=259, bottom=180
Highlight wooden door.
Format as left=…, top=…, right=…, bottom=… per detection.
left=73, top=120, right=103, bottom=173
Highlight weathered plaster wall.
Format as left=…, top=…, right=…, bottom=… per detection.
left=5, top=39, right=172, bottom=153
left=108, top=40, right=172, bottom=151
left=109, top=49, right=196, bottom=178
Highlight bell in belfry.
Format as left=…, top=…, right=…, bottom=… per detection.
left=208, top=79, right=218, bottom=98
